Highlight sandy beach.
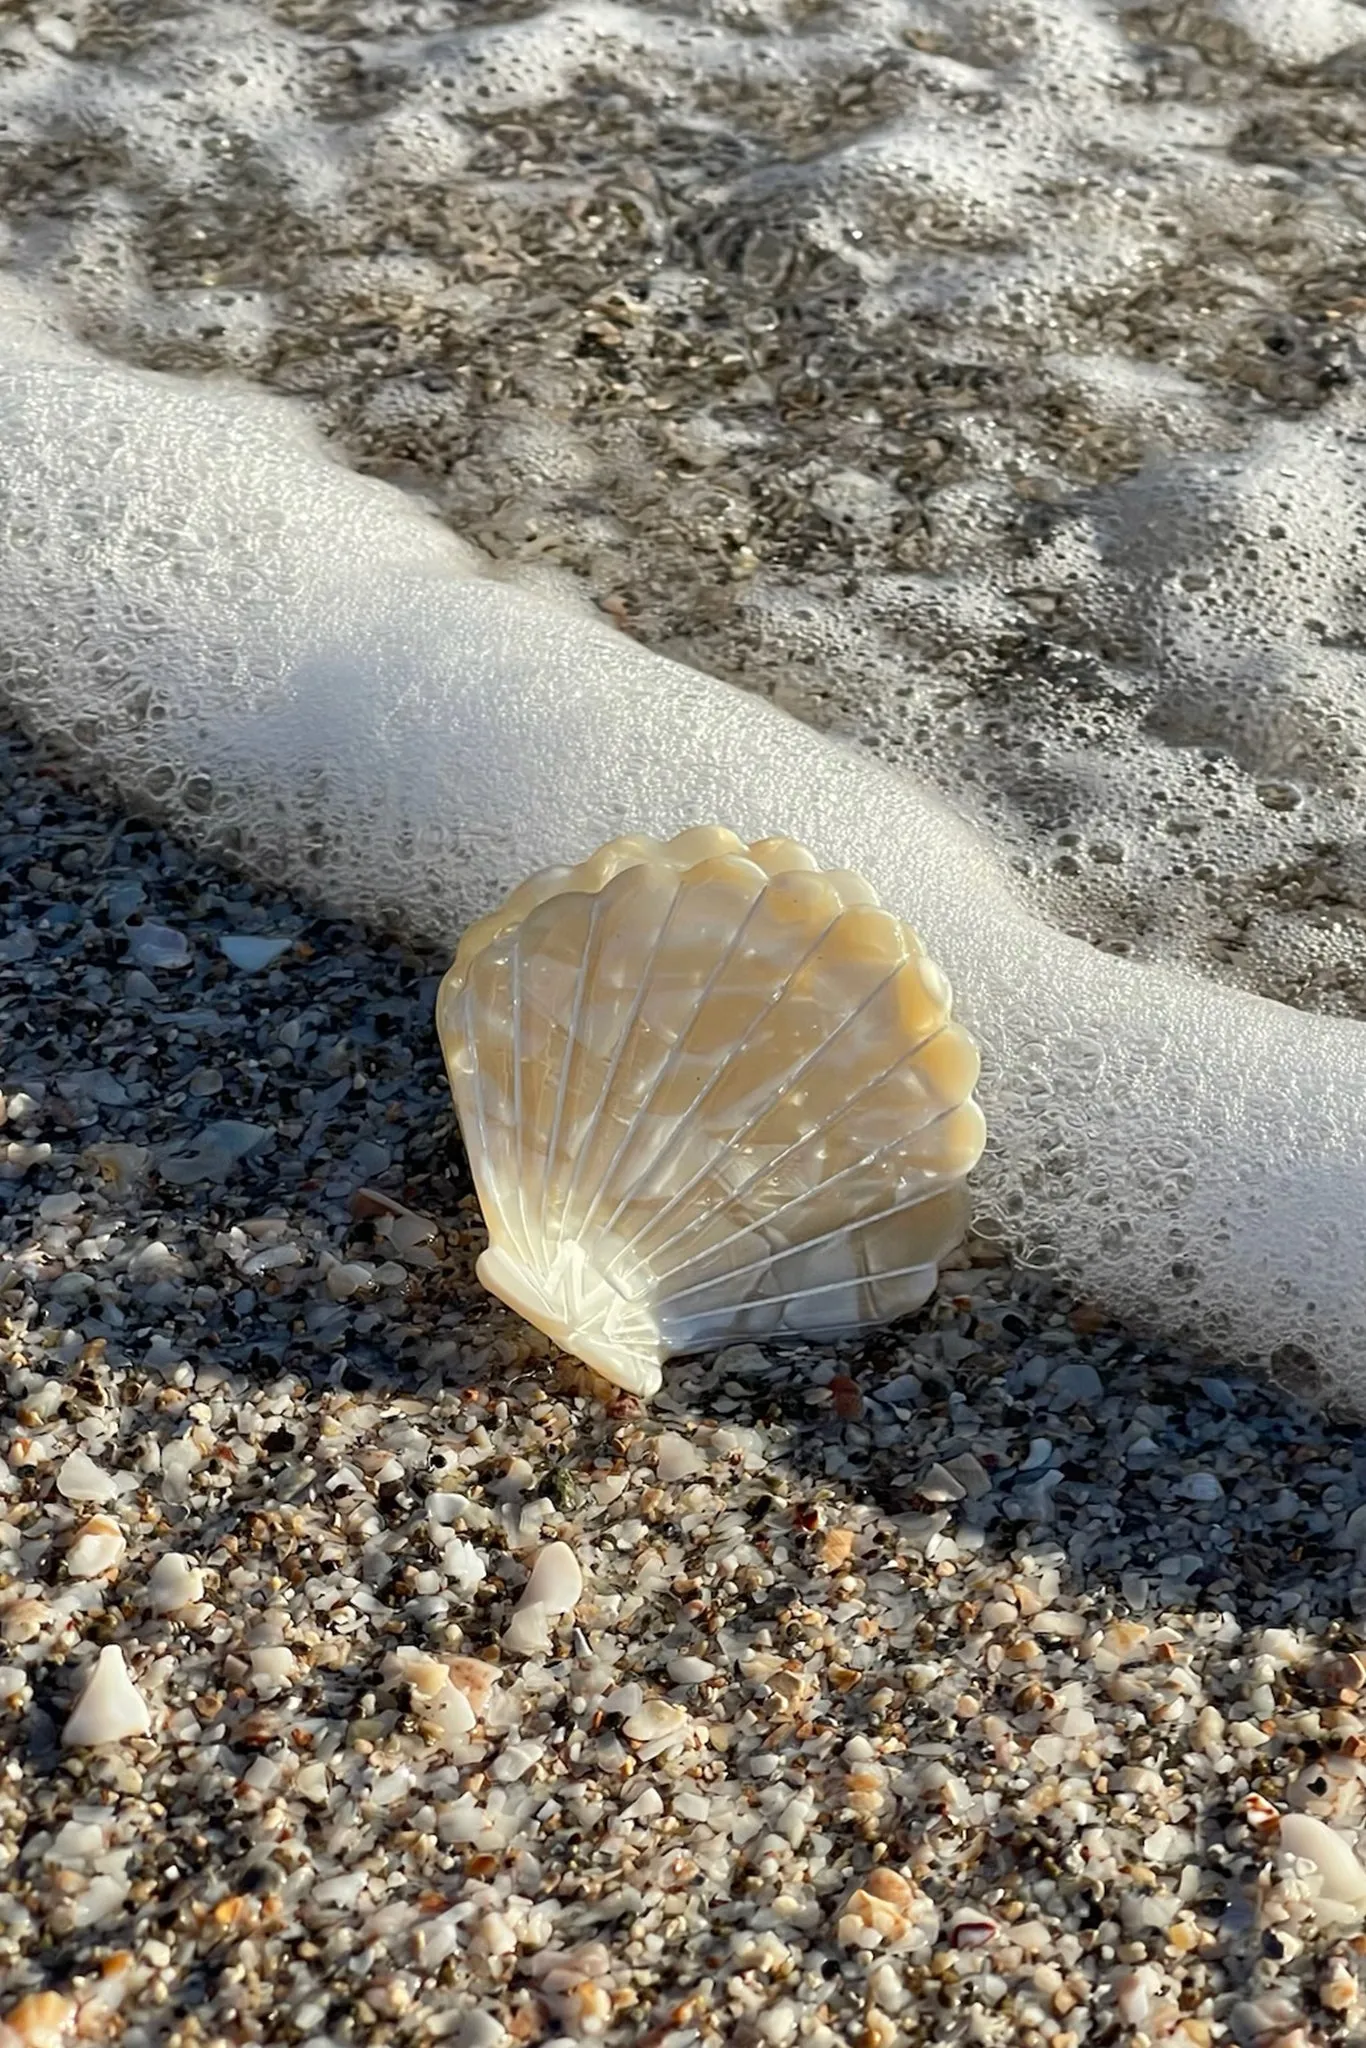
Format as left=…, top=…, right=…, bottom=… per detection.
left=6, top=0, right=1366, bottom=2040
left=6, top=716, right=1366, bottom=2043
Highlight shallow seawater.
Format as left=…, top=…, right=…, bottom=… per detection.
left=4, top=0, right=1366, bottom=1011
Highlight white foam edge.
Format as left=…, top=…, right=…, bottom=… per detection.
left=0, top=305, right=1360, bottom=1394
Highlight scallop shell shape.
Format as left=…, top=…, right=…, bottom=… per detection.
left=437, top=828, right=985, bottom=1397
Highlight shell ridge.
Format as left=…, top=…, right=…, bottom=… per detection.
left=575, top=871, right=775, bottom=1247
left=604, top=978, right=943, bottom=1280
left=592, top=896, right=848, bottom=1248
left=458, top=964, right=532, bottom=1262
left=653, top=1183, right=951, bottom=1315
left=508, top=939, right=537, bottom=1257
left=651, top=1102, right=967, bottom=1311
left=457, top=975, right=501, bottom=1245
left=537, top=884, right=607, bottom=1257
left=669, top=1253, right=940, bottom=1327
left=741, top=1254, right=942, bottom=1309
left=552, top=869, right=687, bottom=1253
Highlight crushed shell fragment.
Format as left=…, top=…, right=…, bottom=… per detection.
left=62, top=1645, right=151, bottom=1747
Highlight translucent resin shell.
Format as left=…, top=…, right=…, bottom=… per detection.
left=436, top=828, right=985, bottom=1397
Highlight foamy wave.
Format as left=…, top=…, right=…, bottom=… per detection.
left=0, top=307, right=1363, bottom=1394
left=3, top=0, right=1364, bottom=1005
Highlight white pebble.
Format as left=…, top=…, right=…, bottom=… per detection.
left=145, top=1551, right=205, bottom=1612
left=946, top=1907, right=999, bottom=1949
left=1253, top=1628, right=1307, bottom=1666
left=249, top=1645, right=296, bottom=1692
left=388, top=1647, right=478, bottom=1745
left=919, top=1462, right=967, bottom=1503
left=66, top=1514, right=126, bottom=1579
left=160, top=1438, right=202, bottom=1504
left=239, top=1242, right=304, bottom=1277
left=429, top=1686, right=477, bottom=1745
left=314, top=1872, right=368, bottom=1911
left=326, top=1259, right=376, bottom=1300
left=756, top=1999, right=799, bottom=2045
left=296, top=1763, right=330, bottom=1804
left=32, top=14, right=79, bottom=55
left=127, top=1239, right=182, bottom=1282
left=1034, top=1609, right=1086, bottom=1639
left=1280, top=1812, right=1366, bottom=1907
left=67, top=1874, right=128, bottom=1928
left=667, top=1655, right=717, bottom=1685
left=655, top=1432, right=707, bottom=1482
left=623, top=1699, right=690, bottom=1744
left=63, top=1645, right=151, bottom=1747
left=370, top=1766, right=414, bottom=1807
left=56, top=1450, right=119, bottom=1503
left=450, top=2015, right=508, bottom=2048
left=440, top=1537, right=487, bottom=1593
left=491, top=1741, right=543, bottom=1783
left=243, top=1755, right=281, bottom=1794
left=381, top=1208, right=438, bottom=1253
left=517, top=1541, right=583, bottom=1617
left=1114, top=1965, right=1157, bottom=2027
left=943, top=1451, right=992, bottom=1498
left=50, top=1818, right=106, bottom=1863
left=503, top=1540, right=582, bottom=1656
left=474, top=1910, right=517, bottom=1958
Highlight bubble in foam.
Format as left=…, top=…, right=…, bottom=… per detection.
left=2, top=306, right=1366, bottom=1399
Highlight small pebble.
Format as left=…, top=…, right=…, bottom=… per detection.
left=157, top=1121, right=272, bottom=1185
left=1280, top=1813, right=1366, bottom=1910
left=219, top=934, right=292, bottom=971
left=65, top=1514, right=126, bottom=1579
left=0, top=1991, right=77, bottom=2048
left=655, top=1431, right=707, bottom=1482
left=56, top=1451, right=120, bottom=1503
left=62, top=1645, right=151, bottom=1747
left=919, top=1461, right=967, bottom=1503
left=1050, top=1359, right=1104, bottom=1404
left=126, top=922, right=190, bottom=970
left=503, top=1541, right=582, bottom=1654
left=517, top=1541, right=584, bottom=1617
left=623, top=1699, right=689, bottom=1744
left=145, top=1552, right=205, bottom=1612
left=325, top=1259, right=376, bottom=1300
left=1177, top=1472, right=1224, bottom=1503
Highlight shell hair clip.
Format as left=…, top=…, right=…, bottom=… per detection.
left=436, top=827, right=985, bottom=1398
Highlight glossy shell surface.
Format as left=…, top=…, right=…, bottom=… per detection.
left=437, top=828, right=984, bottom=1395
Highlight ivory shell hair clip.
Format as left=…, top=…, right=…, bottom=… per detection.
left=436, top=828, right=985, bottom=1397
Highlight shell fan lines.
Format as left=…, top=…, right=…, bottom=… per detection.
left=436, top=828, right=986, bottom=1397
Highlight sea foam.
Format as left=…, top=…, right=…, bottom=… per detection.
left=0, top=308, right=1363, bottom=1395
